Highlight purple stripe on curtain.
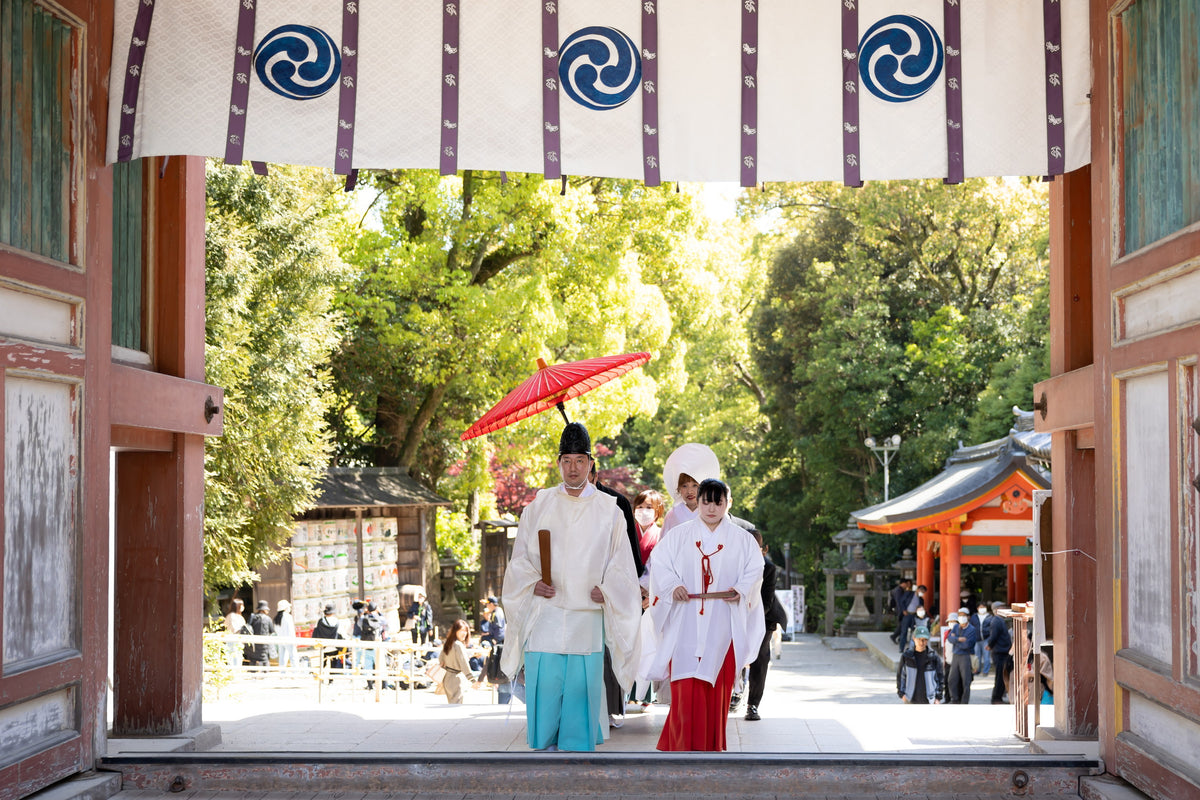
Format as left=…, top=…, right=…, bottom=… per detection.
left=1043, top=0, right=1066, bottom=176
left=116, top=0, right=157, bottom=162
left=334, top=0, right=360, bottom=175
left=841, top=0, right=862, bottom=187
left=440, top=0, right=461, bottom=176
left=542, top=0, right=561, bottom=180
left=740, top=0, right=758, bottom=188
left=641, top=1, right=661, bottom=187
left=224, top=0, right=258, bottom=165
left=943, top=0, right=964, bottom=184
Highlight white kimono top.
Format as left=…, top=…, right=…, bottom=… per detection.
left=641, top=516, right=765, bottom=685
left=501, top=483, right=643, bottom=689
left=660, top=503, right=697, bottom=538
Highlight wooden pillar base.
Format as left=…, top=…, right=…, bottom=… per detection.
left=112, top=438, right=205, bottom=736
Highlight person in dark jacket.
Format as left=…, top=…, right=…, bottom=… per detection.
left=970, top=602, right=992, bottom=676
left=945, top=607, right=978, bottom=704
left=743, top=527, right=788, bottom=721
left=245, top=600, right=276, bottom=667
left=589, top=462, right=644, bottom=728
left=356, top=601, right=387, bottom=689
left=889, top=579, right=914, bottom=644
left=985, top=601, right=1013, bottom=704
left=409, top=592, right=433, bottom=645
left=897, top=626, right=944, bottom=704
left=312, top=603, right=346, bottom=675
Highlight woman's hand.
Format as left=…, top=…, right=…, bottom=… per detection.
left=534, top=581, right=556, bottom=598
left=672, top=585, right=690, bottom=602
left=590, top=585, right=605, bottom=604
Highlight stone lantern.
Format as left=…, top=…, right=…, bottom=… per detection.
left=438, top=552, right=465, bottom=625
left=892, top=548, right=917, bottom=582
left=841, top=543, right=872, bottom=634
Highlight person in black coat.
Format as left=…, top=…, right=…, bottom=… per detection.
left=245, top=600, right=276, bottom=667
left=740, top=526, right=787, bottom=721
left=589, top=462, right=644, bottom=726
left=889, top=578, right=914, bottom=644
left=312, top=603, right=346, bottom=674
left=590, top=463, right=644, bottom=576
left=985, top=601, right=1013, bottom=703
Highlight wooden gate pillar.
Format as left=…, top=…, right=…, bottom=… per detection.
left=110, top=156, right=213, bottom=737
left=113, top=442, right=206, bottom=735
left=916, top=532, right=935, bottom=599
left=940, top=532, right=962, bottom=619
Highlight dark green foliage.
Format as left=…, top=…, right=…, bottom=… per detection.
left=204, top=163, right=351, bottom=591
left=744, top=179, right=1049, bottom=574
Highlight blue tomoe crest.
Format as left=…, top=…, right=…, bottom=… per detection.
left=558, top=26, right=642, bottom=111
left=254, top=24, right=342, bottom=100
left=858, top=15, right=944, bottom=103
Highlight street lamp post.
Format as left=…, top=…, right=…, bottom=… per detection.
left=864, top=433, right=903, bottom=501
left=782, top=542, right=791, bottom=589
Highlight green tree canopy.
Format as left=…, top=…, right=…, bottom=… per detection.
left=204, top=163, right=351, bottom=591
left=744, top=178, right=1049, bottom=577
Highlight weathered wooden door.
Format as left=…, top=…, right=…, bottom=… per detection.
left=0, top=0, right=112, bottom=797
left=1095, top=0, right=1200, bottom=797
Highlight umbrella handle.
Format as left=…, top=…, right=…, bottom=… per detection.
left=556, top=401, right=569, bottom=424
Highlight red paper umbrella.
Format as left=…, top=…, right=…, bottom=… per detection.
left=461, top=352, right=651, bottom=441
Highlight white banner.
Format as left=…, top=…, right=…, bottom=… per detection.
left=108, top=0, right=1090, bottom=184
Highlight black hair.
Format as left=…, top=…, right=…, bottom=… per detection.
left=696, top=478, right=729, bottom=505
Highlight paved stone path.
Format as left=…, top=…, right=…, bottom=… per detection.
left=123, top=635, right=1033, bottom=756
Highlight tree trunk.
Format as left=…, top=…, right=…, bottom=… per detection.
left=395, top=375, right=456, bottom=472
left=466, top=489, right=479, bottom=528
left=372, top=396, right=408, bottom=467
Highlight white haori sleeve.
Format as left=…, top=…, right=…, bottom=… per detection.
left=500, top=488, right=553, bottom=679
left=596, top=501, right=644, bottom=691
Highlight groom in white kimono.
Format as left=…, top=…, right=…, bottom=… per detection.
left=501, top=422, right=642, bottom=751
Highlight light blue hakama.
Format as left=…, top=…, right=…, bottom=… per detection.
left=524, top=650, right=605, bottom=751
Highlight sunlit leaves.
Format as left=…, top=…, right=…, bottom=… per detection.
left=204, top=163, right=353, bottom=592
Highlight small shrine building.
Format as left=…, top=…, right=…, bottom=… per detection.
left=851, top=411, right=1050, bottom=617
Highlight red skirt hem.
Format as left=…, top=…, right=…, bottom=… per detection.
left=656, top=645, right=736, bottom=751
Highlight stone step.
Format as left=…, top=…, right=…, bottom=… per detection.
left=101, top=752, right=1101, bottom=799
left=27, top=772, right=122, bottom=800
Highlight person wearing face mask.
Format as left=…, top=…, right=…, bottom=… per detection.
left=899, top=585, right=927, bottom=649
left=889, top=578, right=913, bottom=646
left=985, top=601, right=1013, bottom=704
left=632, top=490, right=665, bottom=566
left=500, top=422, right=642, bottom=752
left=944, top=606, right=979, bottom=704
left=971, top=602, right=993, bottom=677
left=627, top=490, right=666, bottom=710
left=897, top=583, right=926, bottom=652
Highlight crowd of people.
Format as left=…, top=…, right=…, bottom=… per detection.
left=219, top=418, right=1046, bottom=752
left=890, top=581, right=1021, bottom=706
